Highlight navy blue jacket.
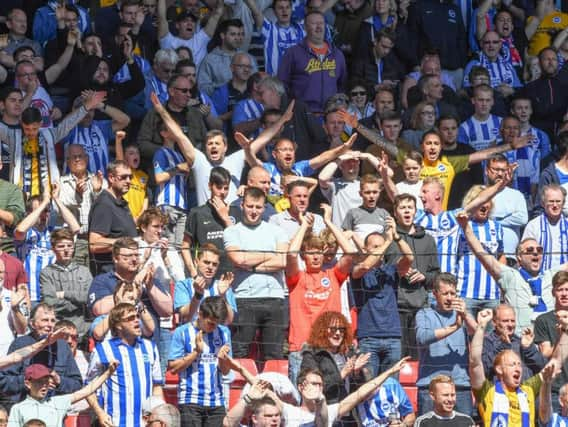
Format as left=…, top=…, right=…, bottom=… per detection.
left=0, top=334, right=82, bottom=402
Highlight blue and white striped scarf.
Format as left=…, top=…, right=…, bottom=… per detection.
left=539, top=214, right=568, bottom=270
left=490, top=379, right=530, bottom=427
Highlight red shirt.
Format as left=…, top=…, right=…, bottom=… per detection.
left=287, top=265, right=348, bottom=352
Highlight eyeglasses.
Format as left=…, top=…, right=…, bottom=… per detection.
left=122, top=313, right=140, bottom=322
left=115, top=174, right=133, bottom=181
left=17, top=72, right=37, bottom=78
left=483, top=40, right=501, bottom=45
left=233, top=64, right=252, bottom=69
left=173, top=87, right=190, bottom=93
left=328, top=326, right=346, bottom=334
left=351, top=91, right=366, bottom=96
left=523, top=246, right=544, bottom=255
left=303, top=380, right=323, bottom=387
left=420, top=110, right=435, bottom=116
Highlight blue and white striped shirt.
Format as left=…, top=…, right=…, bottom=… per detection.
left=168, top=323, right=231, bottom=407
left=263, top=160, right=315, bottom=196
left=415, top=209, right=460, bottom=274
left=459, top=115, right=502, bottom=151
left=153, top=147, right=188, bottom=210
left=87, top=337, right=163, bottom=427
left=261, top=18, right=305, bottom=75
left=17, top=226, right=55, bottom=303
left=232, top=98, right=264, bottom=138
left=505, top=141, right=540, bottom=201
left=356, top=378, right=414, bottom=425
left=63, top=120, right=113, bottom=175
left=456, top=219, right=503, bottom=300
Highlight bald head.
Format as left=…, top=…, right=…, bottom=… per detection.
left=147, top=404, right=180, bottom=427
left=247, top=166, right=271, bottom=195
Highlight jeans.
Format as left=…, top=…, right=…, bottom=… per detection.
left=179, top=404, right=226, bottom=427
left=288, top=351, right=303, bottom=387
left=233, top=298, right=284, bottom=359
left=160, top=205, right=187, bottom=248
left=358, top=337, right=401, bottom=377
left=418, top=387, right=473, bottom=416
left=399, top=310, right=419, bottom=360
left=158, top=327, right=172, bottom=377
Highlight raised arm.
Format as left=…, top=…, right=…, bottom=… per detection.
left=309, top=132, right=357, bottom=170
left=470, top=309, right=492, bottom=391
left=45, top=29, right=78, bottom=85
left=337, top=357, right=411, bottom=418
left=456, top=212, right=503, bottom=281
left=351, top=232, right=394, bottom=279
left=338, top=110, right=400, bottom=158
left=51, top=183, right=81, bottom=234
left=157, top=0, right=170, bottom=39
left=203, top=2, right=225, bottom=37
left=14, top=193, right=50, bottom=241
left=71, top=361, right=119, bottom=404
left=468, top=135, right=533, bottom=165
left=475, top=0, right=493, bottom=40
left=286, top=213, right=313, bottom=278
left=115, top=131, right=126, bottom=161
left=151, top=92, right=196, bottom=166
left=242, top=0, right=264, bottom=30
left=321, top=204, right=355, bottom=273
left=0, top=328, right=69, bottom=369
left=539, top=360, right=558, bottom=426
left=463, top=164, right=515, bottom=215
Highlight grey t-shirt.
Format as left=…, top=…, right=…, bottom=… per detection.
left=342, top=206, right=389, bottom=239
left=223, top=221, right=288, bottom=298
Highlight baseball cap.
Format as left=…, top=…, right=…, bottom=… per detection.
left=175, top=11, right=198, bottom=23
left=25, top=364, right=51, bottom=380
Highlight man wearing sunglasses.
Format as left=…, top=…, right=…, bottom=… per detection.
left=457, top=211, right=558, bottom=333
left=86, top=302, right=163, bottom=427
left=88, top=160, right=138, bottom=275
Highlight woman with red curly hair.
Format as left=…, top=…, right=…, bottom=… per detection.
left=300, top=311, right=370, bottom=424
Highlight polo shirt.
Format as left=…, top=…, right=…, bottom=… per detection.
left=88, top=190, right=137, bottom=269
left=7, top=394, right=72, bottom=427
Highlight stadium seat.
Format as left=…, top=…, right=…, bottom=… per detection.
left=398, top=360, right=419, bottom=385
left=232, top=358, right=258, bottom=388
left=163, top=371, right=179, bottom=405
left=262, top=359, right=289, bottom=376
left=403, top=386, right=418, bottom=412
left=64, top=413, right=91, bottom=427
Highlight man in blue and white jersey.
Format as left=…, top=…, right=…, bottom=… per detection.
left=458, top=84, right=502, bottom=151
left=86, top=302, right=163, bottom=427
left=14, top=187, right=80, bottom=304
left=63, top=96, right=130, bottom=176
left=356, top=377, right=415, bottom=426
left=540, top=380, right=568, bottom=427
left=244, top=0, right=306, bottom=75
left=168, top=296, right=232, bottom=426
left=414, top=174, right=511, bottom=273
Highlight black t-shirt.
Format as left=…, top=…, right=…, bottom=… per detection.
left=534, top=310, right=566, bottom=393
left=185, top=201, right=240, bottom=273
left=88, top=190, right=137, bottom=274
left=415, top=411, right=475, bottom=426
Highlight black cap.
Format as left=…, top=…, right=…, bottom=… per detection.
left=175, top=10, right=198, bottom=22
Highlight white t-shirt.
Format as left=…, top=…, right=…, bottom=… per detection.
left=396, top=181, right=424, bottom=210
left=160, top=30, right=211, bottom=67
left=192, top=149, right=246, bottom=205
left=281, top=403, right=339, bottom=427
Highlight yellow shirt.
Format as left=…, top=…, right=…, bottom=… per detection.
left=528, top=12, right=568, bottom=56
left=124, top=169, right=148, bottom=220
left=475, top=376, right=541, bottom=427
left=274, top=197, right=290, bottom=213
left=419, top=155, right=469, bottom=210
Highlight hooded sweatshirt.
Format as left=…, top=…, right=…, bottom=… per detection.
left=384, top=223, right=440, bottom=310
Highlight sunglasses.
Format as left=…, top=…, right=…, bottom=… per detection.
left=173, top=87, right=190, bottom=93
left=115, top=174, right=133, bottom=181
left=122, top=313, right=140, bottom=322
left=523, top=246, right=544, bottom=255
left=328, top=326, right=346, bottom=334
left=351, top=91, right=366, bottom=96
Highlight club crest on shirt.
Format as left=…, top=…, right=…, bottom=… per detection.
left=321, top=277, right=330, bottom=288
